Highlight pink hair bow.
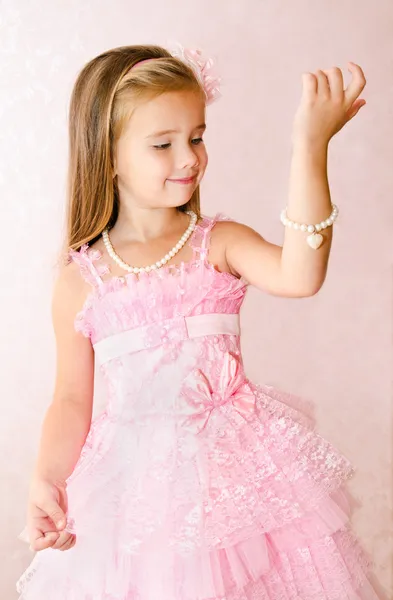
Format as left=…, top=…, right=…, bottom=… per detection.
left=179, top=352, right=256, bottom=434
left=169, top=42, right=221, bottom=105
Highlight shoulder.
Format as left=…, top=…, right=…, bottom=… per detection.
left=207, top=215, right=264, bottom=244
left=196, top=214, right=262, bottom=276
left=55, top=258, right=84, bottom=292
left=52, top=253, right=91, bottom=323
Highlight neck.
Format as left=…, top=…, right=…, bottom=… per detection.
left=111, top=206, right=186, bottom=243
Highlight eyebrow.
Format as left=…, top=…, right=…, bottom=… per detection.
left=146, top=123, right=206, bottom=139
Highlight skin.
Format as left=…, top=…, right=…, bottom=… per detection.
left=26, top=63, right=366, bottom=552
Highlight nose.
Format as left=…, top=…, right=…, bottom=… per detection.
left=177, top=145, right=200, bottom=170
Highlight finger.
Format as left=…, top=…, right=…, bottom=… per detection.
left=322, top=67, right=344, bottom=101
left=30, top=531, right=60, bottom=552
left=26, top=515, right=61, bottom=547
left=41, top=500, right=66, bottom=531
left=301, top=72, right=317, bottom=101
left=345, top=62, right=366, bottom=107
left=57, top=482, right=69, bottom=515
left=346, top=98, right=367, bottom=121
left=59, top=535, right=76, bottom=552
left=51, top=531, right=75, bottom=551
left=315, top=70, right=330, bottom=98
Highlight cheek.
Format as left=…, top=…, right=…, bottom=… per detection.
left=138, top=152, right=173, bottom=188
left=134, top=149, right=168, bottom=177
left=151, top=153, right=173, bottom=178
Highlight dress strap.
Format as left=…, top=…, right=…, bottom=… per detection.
left=189, top=212, right=233, bottom=261
left=67, top=244, right=109, bottom=290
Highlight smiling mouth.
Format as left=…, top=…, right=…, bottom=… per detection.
left=167, top=176, right=197, bottom=184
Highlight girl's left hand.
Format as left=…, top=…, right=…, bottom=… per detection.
left=292, top=62, right=367, bottom=147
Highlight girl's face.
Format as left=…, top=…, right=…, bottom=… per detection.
left=114, top=89, right=208, bottom=210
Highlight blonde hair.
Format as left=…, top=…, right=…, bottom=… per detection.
left=65, top=44, right=204, bottom=253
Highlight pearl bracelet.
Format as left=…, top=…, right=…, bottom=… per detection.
left=280, top=204, right=339, bottom=250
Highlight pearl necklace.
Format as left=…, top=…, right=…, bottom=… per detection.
left=102, top=211, right=198, bottom=274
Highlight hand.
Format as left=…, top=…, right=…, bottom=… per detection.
left=292, top=62, right=367, bottom=148
left=26, top=477, right=76, bottom=552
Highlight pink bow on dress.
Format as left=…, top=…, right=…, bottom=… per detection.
left=179, top=352, right=256, bottom=434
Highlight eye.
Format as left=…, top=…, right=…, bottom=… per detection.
left=153, top=137, right=204, bottom=150
left=153, top=143, right=171, bottom=150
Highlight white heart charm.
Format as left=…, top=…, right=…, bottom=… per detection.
left=306, top=233, right=323, bottom=250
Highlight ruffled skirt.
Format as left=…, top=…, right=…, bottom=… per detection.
left=16, top=382, right=380, bottom=600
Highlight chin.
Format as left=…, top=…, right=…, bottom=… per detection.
left=172, top=200, right=194, bottom=210
left=163, top=195, right=195, bottom=209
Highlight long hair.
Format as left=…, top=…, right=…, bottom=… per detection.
left=65, top=45, right=204, bottom=253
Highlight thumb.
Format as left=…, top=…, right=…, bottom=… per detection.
left=43, top=500, right=66, bottom=530
left=346, top=98, right=366, bottom=122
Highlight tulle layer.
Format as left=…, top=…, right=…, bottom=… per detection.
left=16, top=383, right=379, bottom=600
left=62, top=381, right=357, bottom=547
left=16, top=513, right=377, bottom=600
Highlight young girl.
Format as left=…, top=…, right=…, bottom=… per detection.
left=16, top=43, right=382, bottom=600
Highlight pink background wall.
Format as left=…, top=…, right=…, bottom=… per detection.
left=1, top=1, right=391, bottom=597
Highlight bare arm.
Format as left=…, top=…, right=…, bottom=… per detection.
left=220, top=63, right=366, bottom=298
left=32, top=262, right=94, bottom=486
left=218, top=143, right=332, bottom=298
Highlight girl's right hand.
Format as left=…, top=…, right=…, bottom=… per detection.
left=26, top=477, right=76, bottom=552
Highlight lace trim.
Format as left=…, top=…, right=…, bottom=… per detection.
left=189, top=212, right=233, bottom=260
left=73, top=257, right=247, bottom=341
left=68, top=244, right=110, bottom=289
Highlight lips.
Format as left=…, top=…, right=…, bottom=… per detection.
left=167, top=176, right=197, bottom=184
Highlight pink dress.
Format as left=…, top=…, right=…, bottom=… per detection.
left=17, top=214, right=381, bottom=600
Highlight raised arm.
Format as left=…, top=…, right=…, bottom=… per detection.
left=221, top=63, right=366, bottom=297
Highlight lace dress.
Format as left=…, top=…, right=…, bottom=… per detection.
left=16, top=214, right=381, bottom=600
